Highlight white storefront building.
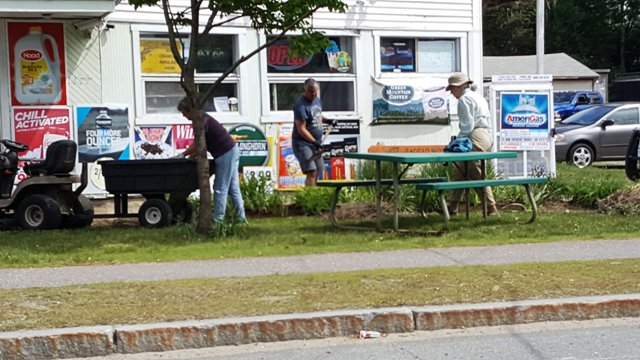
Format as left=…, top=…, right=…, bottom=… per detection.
left=0, top=0, right=484, bottom=190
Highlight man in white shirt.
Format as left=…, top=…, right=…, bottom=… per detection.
left=446, top=73, right=498, bottom=216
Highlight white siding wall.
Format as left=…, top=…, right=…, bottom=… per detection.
left=66, top=24, right=103, bottom=105
left=100, top=24, right=135, bottom=104
left=105, top=0, right=478, bottom=149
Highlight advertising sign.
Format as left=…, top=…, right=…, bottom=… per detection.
left=76, top=105, right=130, bottom=193
left=228, top=124, right=270, bottom=169
left=499, top=92, right=550, bottom=151
left=172, top=124, right=194, bottom=153
left=372, top=78, right=449, bottom=125
left=76, top=105, right=131, bottom=163
left=8, top=22, right=67, bottom=106
left=277, top=123, right=306, bottom=190
left=134, top=126, right=173, bottom=159
left=12, top=106, right=71, bottom=161
left=318, top=119, right=360, bottom=181
left=140, top=38, right=181, bottom=74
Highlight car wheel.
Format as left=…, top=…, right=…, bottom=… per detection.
left=138, top=198, right=173, bottom=228
left=16, top=194, right=62, bottom=230
left=568, top=143, right=594, bottom=168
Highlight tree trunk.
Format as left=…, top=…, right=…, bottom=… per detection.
left=191, top=111, right=212, bottom=234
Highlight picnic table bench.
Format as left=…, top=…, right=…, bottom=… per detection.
left=416, top=177, right=548, bottom=232
left=317, top=177, right=447, bottom=231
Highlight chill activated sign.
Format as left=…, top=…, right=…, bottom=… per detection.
left=228, top=124, right=269, bottom=169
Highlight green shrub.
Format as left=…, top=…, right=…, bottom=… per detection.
left=240, top=175, right=287, bottom=216
left=293, top=187, right=334, bottom=214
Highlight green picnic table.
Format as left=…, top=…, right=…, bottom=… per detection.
left=341, top=151, right=519, bottom=233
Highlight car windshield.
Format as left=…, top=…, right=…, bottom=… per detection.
left=561, top=105, right=617, bottom=125
left=554, top=92, right=576, bottom=103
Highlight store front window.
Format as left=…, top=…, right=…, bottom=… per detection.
left=380, top=37, right=459, bottom=73
left=138, top=33, right=239, bottom=115
left=265, top=36, right=356, bottom=113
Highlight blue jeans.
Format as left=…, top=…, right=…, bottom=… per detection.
left=213, top=145, right=246, bottom=223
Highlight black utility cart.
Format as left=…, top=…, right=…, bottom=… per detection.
left=98, top=158, right=212, bottom=228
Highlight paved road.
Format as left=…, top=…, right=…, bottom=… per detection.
left=2, top=239, right=640, bottom=289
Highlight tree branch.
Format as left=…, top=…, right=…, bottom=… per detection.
left=198, top=5, right=322, bottom=105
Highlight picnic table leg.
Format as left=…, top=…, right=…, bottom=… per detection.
left=375, top=160, right=382, bottom=231
left=392, top=161, right=399, bottom=231
left=328, top=186, right=342, bottom=228
left=524, top=184, right=539, bottom=223
left=480, top=159, right=487, bottom=218
left=419, top=190, right=428, bottom=218
left=464, top=161, right=470, bottom=219
left=437, top=190, right=450, bottom=232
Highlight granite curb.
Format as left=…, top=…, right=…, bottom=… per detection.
left=2, top=294, right=639, bottom=359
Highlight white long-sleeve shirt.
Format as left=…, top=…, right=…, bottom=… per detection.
left=457, top=88, right=490, bottom=138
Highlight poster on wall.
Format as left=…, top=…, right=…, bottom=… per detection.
left=7, top=22, right=67, bottom=106
left=172, top=124, right=194, bottom=154
left=140, top=38, right=182, bottom=74
left=318, top=119, right=360, bottom=181
left=499, top=92, right=550, bottom=151
left=228, top=124, right=270, bottom=170
left=134, top=126, right=173, bottom=159
left=371, top=77, right=449, bottom=125
left=76, top=105, right=131, bottom=194
left=12, top=106, right=72, bottom=161
left=277, top=123, right=306, bottom=190
left=76, top=105, right=131, bottom=163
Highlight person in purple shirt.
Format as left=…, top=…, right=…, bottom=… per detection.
left=176, top=97, right=246, bottom=224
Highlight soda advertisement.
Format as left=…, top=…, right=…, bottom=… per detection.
left=499, top=92, right=550, bottom=151
left=277, top=123, right=305, bottom=190
left=7, top=22, right=67, bottom=106
left=319, top=119, right=360, bottom=181
left=173, top=124, right=194, bottom=153
left=134, top=126, right=173, bottom=159
left=12, top=106, right=71, bottom=161
left=76, top=105, right=130, bottom=163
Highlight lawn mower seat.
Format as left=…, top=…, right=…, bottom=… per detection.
left=24, top=140, right=77, bottom=176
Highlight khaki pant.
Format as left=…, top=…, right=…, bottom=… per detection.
left=449, top=127, right=496, bottom=207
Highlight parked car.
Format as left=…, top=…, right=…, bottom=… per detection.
left=553, top=90, right=604, bottom=122
left=554, top=103, right=640, bottom=168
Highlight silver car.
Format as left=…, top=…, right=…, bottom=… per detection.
left=554, top=103, right=640, bottom=168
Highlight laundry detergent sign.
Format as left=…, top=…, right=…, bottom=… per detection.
left=267, top=40, right=314, bottom=71
left=228, top=124, right=270, bottom=169
left=382, top=85, right=415, bottom=105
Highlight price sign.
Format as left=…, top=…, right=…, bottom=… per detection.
left=243, top=166, right=276, bottom=192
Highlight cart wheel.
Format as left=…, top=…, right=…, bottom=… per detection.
left=171, top=200, right=194, bottom=224
left=138, top=198, right=173, bottom=228
left=61, top=195, right=95, bottom=229
left=16, top=194, right=62, bottom=230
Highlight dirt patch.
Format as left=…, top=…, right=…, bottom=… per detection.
left=90, top=196, right=145, bottom=228
left=331, top=201, right=393, bottom=221
left=597, top=184, right=640, bottom=214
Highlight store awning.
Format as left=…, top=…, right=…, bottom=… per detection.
left=0, top=0, right=119, bottom=19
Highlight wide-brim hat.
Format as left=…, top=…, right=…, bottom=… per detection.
left=446, top=73, right=473, bottom=91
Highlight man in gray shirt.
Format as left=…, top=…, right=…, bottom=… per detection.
left=292, top=78, right=333, bottom=187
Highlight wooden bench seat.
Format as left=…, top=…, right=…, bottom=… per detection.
left=317, top=177, right=447, bottom=230
left=416, top=177, right=549, bottom=232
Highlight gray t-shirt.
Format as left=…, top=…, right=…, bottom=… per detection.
left=292, top=95, right=323, bottom=145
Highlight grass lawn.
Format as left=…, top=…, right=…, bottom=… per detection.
left=1, top=258, right=639, bottom=332
left=1, top=163, right=639, bottom=332
left=1, top=209, right=639, bottom=268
